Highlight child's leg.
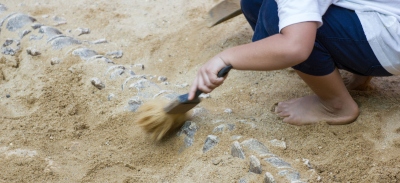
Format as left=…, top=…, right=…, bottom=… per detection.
left=240, top=0, right=264, bottom=31
left=275, top=5, right=392, bottom=125
left=275, top=69, right=359, bottom=125
left=243, top=0, right=357, bottom=124
left=242, top=0, right=279, bottom=42
left=344, top=74, right=373, bottom=90
left=245, top=1, right=391, bottom=124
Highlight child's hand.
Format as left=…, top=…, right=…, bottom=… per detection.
left=188, top=55, right=229, bottom=100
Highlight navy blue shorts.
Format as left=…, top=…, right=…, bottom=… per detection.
left=241, top=0, right=392, bottom=76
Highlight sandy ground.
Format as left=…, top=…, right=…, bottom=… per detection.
left=1, top=0, right=400, bottom=182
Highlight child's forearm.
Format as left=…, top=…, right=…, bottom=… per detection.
left=220, top=22, right=318, bottom=71
left=187, top=22, right=318, bottom=100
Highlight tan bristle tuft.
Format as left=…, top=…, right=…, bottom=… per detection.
left=134, top=99, right=189, bottom=141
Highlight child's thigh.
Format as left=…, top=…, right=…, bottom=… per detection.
left=241, top=0, right=264, bottom=30
left=251, top=0, right=279, bottom=42
left=315, top=5, right=391, bottom=76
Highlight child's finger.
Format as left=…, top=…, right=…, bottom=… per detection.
left=200, top=70, right=216, bottom=91
left=188, top=77, right=199, bottom=100
left=197, top=76, right=211, bottom=93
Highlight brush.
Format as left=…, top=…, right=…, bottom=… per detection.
left=135, top=65, right=232, bottom=141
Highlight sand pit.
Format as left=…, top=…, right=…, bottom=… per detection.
left=0, top=0, right=399, bottom=182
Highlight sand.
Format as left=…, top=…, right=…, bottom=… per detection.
left=0, top=0, right=399, bottom=182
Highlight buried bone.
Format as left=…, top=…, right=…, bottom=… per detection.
left=75, top=27, right=90, bottom=36
left=6, top=13, right=36, bottom=31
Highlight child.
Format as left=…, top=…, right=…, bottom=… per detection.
left=188, top=0, right=400, bottom=125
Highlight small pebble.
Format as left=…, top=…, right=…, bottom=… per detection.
left=158, top=76, right=167, bottom=82
left=6, top=94, right=10, bottom=98
left=50, top=57, right=61, bottom=65
left=199, top=93, right=210, bottom=98
left=134, top=64, right=144, bottom=70
left=176, top=83, right=189, bottom=89
left=53, top=16, right=67, bottom=25
left=39, top=26, right=62, bottom=38
left=241, top=138, right=271, bottom=155
left=75, top=27, right=90, bottom=36
left=213, top=124, right=225, bottom=133
left=50, top=36, right=81, bottom=50
left=108, top=93, right=115, bottom=101
left=203, top=135, right=219, bottom=153
left=264, top=172, right=276, bottom=183
left=129, top=70, right=135, bottom=76
left=127, top=97, right=142, bottom=112
left=26, top=48, right=40, bottom=56
left=269, top=139, right=287, bottom=149
left=278, top=169, right=301, bottom=182
left=106, top=50, right=123, bottom=58
left=53, top=16, right=65, bottom=21
left=231, top=141, right=245, bottom=159
left=177, top=121, right=198, bottom=138
left=91, top=38, right=107, bottom=44
left=90, top=78, right=105, bottom=90
left=264, top=157, right=292, bottom=169
left=212, top=158, right=222, bottom=165
left=231, top=135, right=242, bottom=141
left=302, top=158, right=313, bottom=169
left=54, top=22, right=67, bottom=26
left=31, top=23, right=42, bottom=29
left=1, top=38, right=21, bottom=56
left=178, top=121, right=198, bottom=148
left=249, top=155, right=262, bottom=174
left=191, top=107, right=207, bottom=117
left=224, top=108, right=233, bottom=114
left=3, top=39, right=13, bottom=47
left=72, top=48, right=98, bottom=61
left=227, top=124, right=235, bottom=131
left=0, top=4, right=7, bottom=12
left=19, top=30, right=31, bottom=38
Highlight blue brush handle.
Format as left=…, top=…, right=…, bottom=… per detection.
left=194, top=65, right=232, bottom=98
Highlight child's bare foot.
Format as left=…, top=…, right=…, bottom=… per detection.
left=275, top=95, right=359, bottom=125
left=344, top=74, right=373, bottom=90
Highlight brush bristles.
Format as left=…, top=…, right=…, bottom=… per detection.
left=134, top=99, right=189, bottom=141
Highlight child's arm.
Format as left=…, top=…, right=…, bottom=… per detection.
left=188, top=21, right=318, bottom=100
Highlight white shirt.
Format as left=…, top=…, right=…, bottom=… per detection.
left=276, top=0, right=400, bottom=75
